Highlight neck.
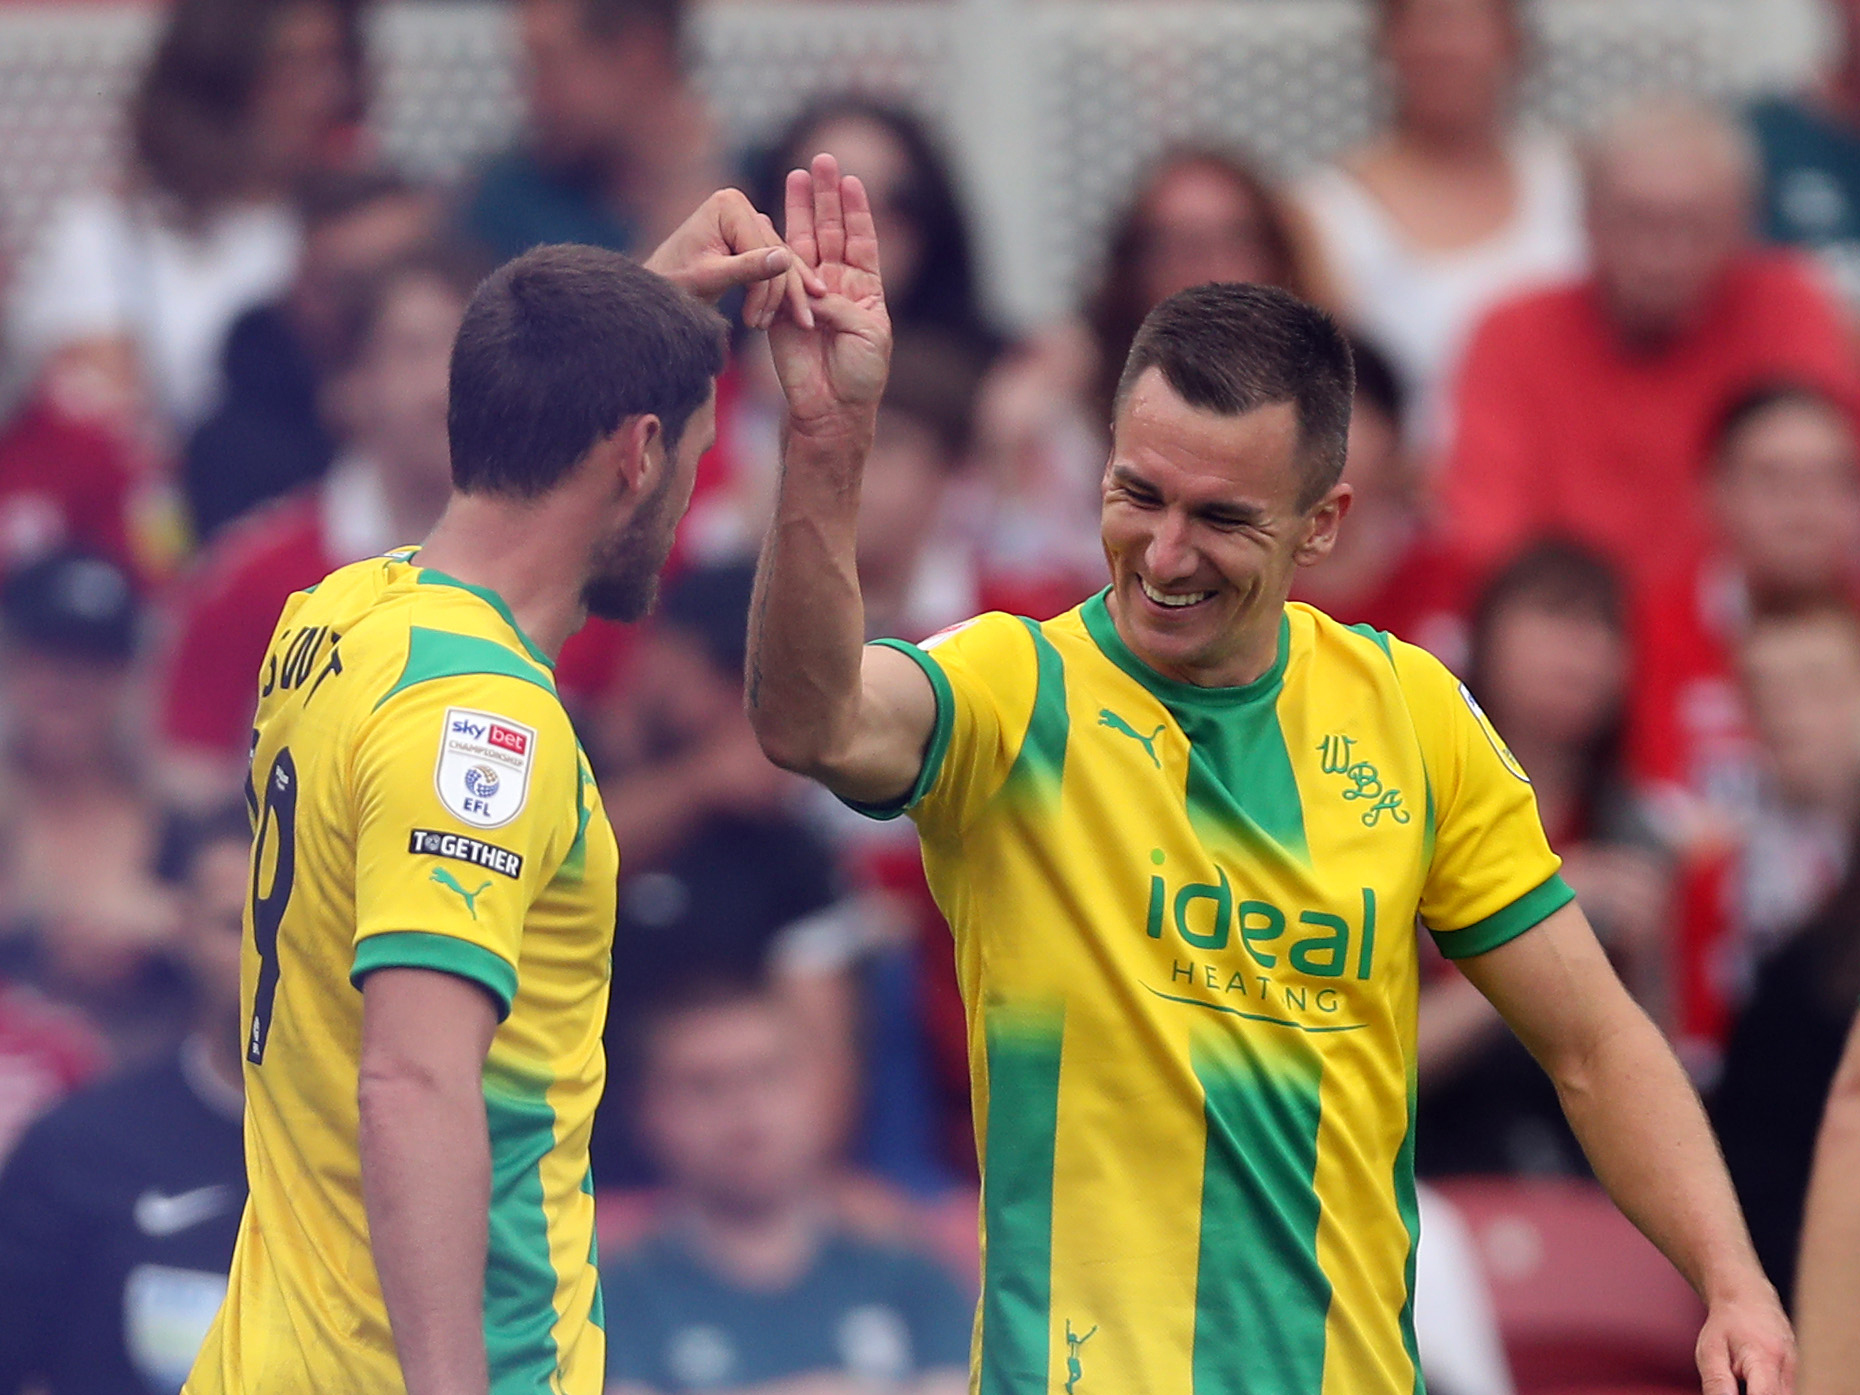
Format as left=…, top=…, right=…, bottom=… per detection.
left=371, top=457, right=451, bottom=546
left=1109, top=590, right=1283, bottom=688
left=1390, top=112, right=1508, bottom=164
left=414, top=496, right=592, bottom=661
left=678, top=1190, right=825, bottom=1291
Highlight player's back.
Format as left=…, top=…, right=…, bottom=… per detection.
left=188, top=551, right=617, bottom=1395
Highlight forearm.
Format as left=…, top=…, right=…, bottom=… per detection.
left=1546, top=1001, right=1768, bottom=1304
left=359, top=1069, right=492, bottom=1395
left=1796, top=1018, right=1860, bottom=1394
left=747, top=420, right=873, bottom=775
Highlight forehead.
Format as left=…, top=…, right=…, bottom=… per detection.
left=1112, top=368, right=1304, bottom=502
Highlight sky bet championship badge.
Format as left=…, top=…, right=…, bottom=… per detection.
left=436, top=707, right=536, bottom=828
left=1457, top=681, right=1532, bottom=783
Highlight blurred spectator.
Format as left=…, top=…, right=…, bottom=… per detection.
left=595, top=562, right=842, bottom=1181
left=603, top=982, right=971, bottom=1395
left=6, top=0, right=363, bottom=440
left=0, top=808, right=248, bottom=1395
left=183, top=170, right=440, bottom=544
left=1443, top=99, right=1857, bottom=588
left=459, top=0, right=723, bottom=262
left=1417, top=541, right=1668, bottom=1175
left=1288, top=337, right=1476, bottom=669
left=971, top=147, right=1325, bottom=615
left=0, top=396, right=144, bottom=583
left=1298, top=0, right=1584, bottom=453
left=1628, top=384, right=1860, bottom=1058
left=1737, top=605, right=1860, bottom=970
left=1713, top=805, right=1860, bottom=1303
left=0, top=985, right=104, bottom=1169
left=756, top=99, right=998, bottom=354
left=154, top=247, right=475, bottom=807
left=0, top=551, right=181, bottom=1058
left=1750, top=0, right=1860, bottom=314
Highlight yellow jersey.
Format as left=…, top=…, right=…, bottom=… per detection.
left=863, top=591, right=1570, bottom=1395
left=186, top=551, right=618, bottom=1395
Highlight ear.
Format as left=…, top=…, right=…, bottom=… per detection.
left=590, top=414, right=665, bottom=500
left=1293, top=483, right=1354, bottom=568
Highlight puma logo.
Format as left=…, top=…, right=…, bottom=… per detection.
left=430, top=866, right=493, bottom=920
left=1099, top=709, right=1166, bottom=769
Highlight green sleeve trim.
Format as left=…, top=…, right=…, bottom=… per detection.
left=839, top=638, right=955, bottom=821
left=351, top=930, right=517, bottom=1019
left=374, top=626, right=557, bottom=711
left=1429, top=873, right=1576, bottom=960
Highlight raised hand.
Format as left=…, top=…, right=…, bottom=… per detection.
left=769, top=154, right=893, bottom=436
left=643, top=187, right=824, bottom=330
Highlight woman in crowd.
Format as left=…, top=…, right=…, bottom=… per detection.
left=1298, top=0, right=1583, bottom=454
left=7, top=0, right=364, bottom=445
left=970, top=146, right=1329, bottom=616
left=1418, top=541, right=1671, bottom=1175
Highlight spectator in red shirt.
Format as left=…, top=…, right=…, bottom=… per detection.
left=1627, top=382, right=1860, bottom=1067
left=156, top=244, right=633, bottom=807
left=1289, top=337, right=1475, bottom=669
left=0, top=398, right=143, bottom=585
left=1443, top=99, right=1858, bottom=588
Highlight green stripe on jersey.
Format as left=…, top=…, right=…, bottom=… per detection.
left=376, top=627, right=557, bottom=710
left=1004, top=619, right=1069, bottom=798
left=483, top=1079, right=564, bottom=1393
left=979, top=1007, right=1065, bottom=1395
left=1080, top=596, right=1307, bottom=863
left=1190, top=1033, right=1328, bottom=1394
left=417, top=567, right=556, bottom=669
left=1395, top=1067, right=1424, bottom=1395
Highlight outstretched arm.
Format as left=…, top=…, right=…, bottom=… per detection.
left=1796, top=1012, right=1860, bottom=1395
left=1459, top=902, right=1795, bottom=1395
left=746, top=155, right=937, bottom=806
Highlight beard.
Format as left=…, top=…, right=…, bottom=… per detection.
left=580, top=467, right=681, bottom=622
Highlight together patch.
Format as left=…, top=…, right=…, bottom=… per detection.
left=407, top=829, right=524, bottom=879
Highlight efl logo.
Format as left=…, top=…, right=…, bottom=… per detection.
left=488, top=724, right=528, bottom=757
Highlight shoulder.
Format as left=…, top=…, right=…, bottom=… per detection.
left=817, top=1230, right=964, bottom=1291
left=5, top=1055, right=179, bottom=1175
left=1467, top=279, right=1591, bottom=348
left=182, top=491, right=324, bottom=605
left=1730, top=248, right=1845, bottom=313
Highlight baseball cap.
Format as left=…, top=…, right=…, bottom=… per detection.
left=1, top=549, right=138, bottom=662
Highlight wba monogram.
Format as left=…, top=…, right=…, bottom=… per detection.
left=1317, top=735, right=1409, bottom=827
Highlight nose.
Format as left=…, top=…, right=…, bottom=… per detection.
left=1144, top=510, right=1199, bottom=584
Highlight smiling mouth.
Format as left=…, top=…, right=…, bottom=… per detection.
left=1140, top=577, right=1216, bottom=610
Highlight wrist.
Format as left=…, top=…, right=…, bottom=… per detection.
left=784, top=409, right=877, bottom=453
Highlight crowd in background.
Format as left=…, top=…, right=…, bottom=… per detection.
left=0, top=0, right=1858, bottom=1391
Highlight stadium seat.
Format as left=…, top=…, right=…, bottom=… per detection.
left=1430, top=1178, right=1704, bottom=1395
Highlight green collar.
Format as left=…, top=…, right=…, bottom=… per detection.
left=407, top=557, right=556, bottom=670
left=1080, top=588, right=1289, bottom=709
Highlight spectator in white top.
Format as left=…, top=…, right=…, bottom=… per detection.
left=1297, top=0, right=1583, bottom=454
left=7, top=0, right=363, bottom=442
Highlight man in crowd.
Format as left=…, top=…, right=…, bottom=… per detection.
left=459, top=0, right=724, bottom=262
left=0, top=808, right=250, bottom=1395
left=748, top=154, right=1791, bottom=1392
left=1445, top=99, right=1855, bottom=587
left=604, top=981, right=971, bottom=1395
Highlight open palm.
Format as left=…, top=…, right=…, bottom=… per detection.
left=769, top=154, right=893, bottom=432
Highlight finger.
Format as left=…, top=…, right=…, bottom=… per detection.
left=784, top=168, right=818, bottom=267
left=758, top=211, right=816, bottom=329
left=760, top=212, right=826, bottom=297
left=1698, top=1342, right=1738, bottom=1395
left=1734, top=1343, right=1792, bottom=1395
left=839, top=173, right=884, bottom=285
left=811, top=152, right=846, bottom=269
left=694, top=246, right=793, bottom=305
left=744, top=277, right=776, bottom=331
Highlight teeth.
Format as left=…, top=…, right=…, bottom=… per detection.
left=1141, top=578, right=1214, bottom=608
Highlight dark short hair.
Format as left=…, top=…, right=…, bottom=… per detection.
left=448, top=245, right=727, bottom=498
left=880, top=329, right=988, bottom=462
left=1348, top=336, right=1405, bottom=431
left=1709, top=379, right=1856, bottom=471
left=157, top=803, right=254, bottom=887
left=1114, top=282, right=1356, bottom=510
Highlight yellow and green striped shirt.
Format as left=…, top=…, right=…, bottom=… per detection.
left=186, top=551, right=617, bottom=1395
left=868, top=591, right=1569, bottom=1395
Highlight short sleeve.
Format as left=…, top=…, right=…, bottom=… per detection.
left=1392, top=638, right=1574, bottom=959
left=349, top=671, right=581, bottom=1017
left=846, top=613, right=1038, bottom=836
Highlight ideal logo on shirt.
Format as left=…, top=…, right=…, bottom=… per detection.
left=436, top=707, right=535, bottom=829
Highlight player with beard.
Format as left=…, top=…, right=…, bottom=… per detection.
left=185, top=194, right=818, bottom=1395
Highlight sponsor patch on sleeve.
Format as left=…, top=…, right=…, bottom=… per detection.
left=407, top=829, right=525, bottom=878
left=435, top=708, right=536, bottom=828
left=1458, top=682, right=1531, bottom=783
